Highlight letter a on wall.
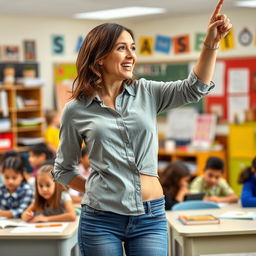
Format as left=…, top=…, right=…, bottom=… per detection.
left=173, top=35, right=190, bottom=54
left=139, top=37, right=153, bottom=55
left=52, top=35, right=65, bottom=55
left=220, top=28, right=235, bottom=51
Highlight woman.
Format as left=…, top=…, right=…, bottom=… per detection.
left=52, top=0, right=232, bottom=255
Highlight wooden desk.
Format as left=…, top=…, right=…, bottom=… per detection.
left=0, top=220, right=79, bottom=256
left=166, top=205, right=256, bottom=256
left=158, top=148, right=227, bottom=178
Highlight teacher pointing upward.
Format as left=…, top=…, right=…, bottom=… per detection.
left=52, top=0, right=231, bottom=255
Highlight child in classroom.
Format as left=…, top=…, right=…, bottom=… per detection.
left=22, top=164, right=76, bottom=222
left=69, top=146, right=91, bottom=204
left=0, top=150, right=20, bottom=184
left=190, top=156, right=238, bottom=203
left=44, top=109, right=60, bottom=153
left=0, top=156, right=33, bottom=218
left=238, top=156, right=256, bottom=207
left=160, top=161, right=191, bottom=210
left=28, top=143, right=55, bottom=177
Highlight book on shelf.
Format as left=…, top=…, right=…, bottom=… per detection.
left=17, top=117, right=43, bottom=126
left=178, top=214, right=220, bottom=225
left=16, top=77, right=44, bottom=87
left=17, top=137, right=44, bottom=145
left=218, top=211, right=256, bottom=220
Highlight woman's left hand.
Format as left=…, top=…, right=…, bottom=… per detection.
left=205, top=0, right=232, bottom=48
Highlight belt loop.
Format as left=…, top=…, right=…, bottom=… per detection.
left=146, top=201, right=152, bottom=215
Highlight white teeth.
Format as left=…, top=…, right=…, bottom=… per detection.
left=122, top=64, right=132, bottom=67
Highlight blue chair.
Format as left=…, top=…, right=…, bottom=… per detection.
left=172, top=200, right=220, bottom=211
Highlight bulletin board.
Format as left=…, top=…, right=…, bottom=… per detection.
left=205, top=57, right=256, bottom=122
left=53, top=63, right=77, bottom=112
left=135, top=62, right=204, bottom=116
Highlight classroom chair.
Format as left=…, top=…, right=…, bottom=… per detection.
left=172, top=200, right=220, bottom=211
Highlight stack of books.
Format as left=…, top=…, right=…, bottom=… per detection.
left=178, top=214, right=220, bottom=225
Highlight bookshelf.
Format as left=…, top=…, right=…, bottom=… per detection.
left=0, top=85, right=44, bottom=154
left=158, top=148, right=227, bottom=179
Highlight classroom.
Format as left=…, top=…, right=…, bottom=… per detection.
left=0, top=0, right=256, bottom=255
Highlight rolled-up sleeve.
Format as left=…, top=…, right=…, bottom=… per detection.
left=146, top=70, right=215, bottom=114
left=52, top=102, right=83, bottom=186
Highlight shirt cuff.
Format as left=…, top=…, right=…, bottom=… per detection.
left=52, top=165, right=80, bottom=186
left=188, top=70, right=215, bottom=95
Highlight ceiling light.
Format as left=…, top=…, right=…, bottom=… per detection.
left=235, top=1, right=256, bottom=7
left=74, top=7, right=166, bottom=20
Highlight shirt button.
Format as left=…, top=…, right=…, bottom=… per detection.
left=136, top=186, right=140, bottom=191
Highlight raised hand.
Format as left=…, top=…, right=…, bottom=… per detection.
left=205, top=0, right=232, bottom=48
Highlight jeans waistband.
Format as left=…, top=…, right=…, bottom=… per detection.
left=143, top=196, right=165, bottom=214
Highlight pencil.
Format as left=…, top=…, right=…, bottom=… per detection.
left=35, top=224, right=63, bottom=228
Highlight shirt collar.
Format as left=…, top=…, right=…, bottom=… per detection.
left=123, top=83, right=136, bottom=97
left=80, top=81, right=136, bottom=107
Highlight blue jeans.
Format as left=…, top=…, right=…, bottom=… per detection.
left=78, top=197, right=168, bottom=256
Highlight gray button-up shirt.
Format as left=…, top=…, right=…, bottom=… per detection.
left=52, top=70, right=214, bottom=215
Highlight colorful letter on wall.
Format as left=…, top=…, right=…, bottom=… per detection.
left=139, top=37, right=153, bottom=55
left=195, top=33, right=206, bottom=51
left=52, top=35, right=65, bottom=55
left=155, top=35, right=171, bottom=54
left=220, top=28, right=235, bottom=51
left=76, top=36, right=84, bottom=53
left=173, top=35, right=190, bottom=54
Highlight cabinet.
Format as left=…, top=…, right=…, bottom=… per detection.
left=228, top=123, right=256, bottom=195
left=0, top=85, right=44, bottom=154
left=158, top=148, right=227, bottom=179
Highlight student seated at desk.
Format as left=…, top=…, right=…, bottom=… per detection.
left=190, top=157, right=238, bottom=203
left=22, top=164, right=76, bottom=223
left=239, top=157, right=256, bottom=207
left=28, top=143, right=55, bottom=177
left=0, top=150, right=21, bottom=184
left=160, top=161, right=191, bottom=210
left=0, top=156, right=33, bottom=218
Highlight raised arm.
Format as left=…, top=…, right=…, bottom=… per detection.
left=194, top=0, right=232, bottom=84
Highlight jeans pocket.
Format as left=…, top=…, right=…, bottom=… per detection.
left=81, top=204, right=103, bottom=217
left=150, top=205, right=166, bottom=219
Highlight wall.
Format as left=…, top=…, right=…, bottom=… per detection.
left=0, top=8, right=255, bottom=109
left=0, top=15, right=102, bottom=108
left=131, top=8, right=256, bottom=62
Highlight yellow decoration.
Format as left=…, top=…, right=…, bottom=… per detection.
left=139, top=37, right=153, bottom=55
left=220, top=28, right=235, bottom=50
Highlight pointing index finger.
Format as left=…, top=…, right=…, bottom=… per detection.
left=212, top=0, right=224, bottom=17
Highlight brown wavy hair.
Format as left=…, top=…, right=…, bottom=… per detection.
left=159, top=161, right=190, bottom=198
left=72, top=23, right=135, bottom=99
left=238, top=156, right=256, bottom=184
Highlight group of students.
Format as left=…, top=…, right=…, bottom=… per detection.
left=160, top=156, right=256, bottom=210
left=0, top=143, right=90, bottom=221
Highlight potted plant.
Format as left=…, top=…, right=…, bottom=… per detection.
left=23, top=64, right=36, bottom=78
left=3, top=64, right=15, bottom=85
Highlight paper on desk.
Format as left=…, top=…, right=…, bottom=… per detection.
left=201, top=253, right=256, bottom=256
left=11, top=222, right=68, bottom=233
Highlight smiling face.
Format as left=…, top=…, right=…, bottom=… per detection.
left=37, top=173, right=55, bottom=200
left=100, top=30, right=137, bottom=84
left=3, top=168, right=23, bottom=193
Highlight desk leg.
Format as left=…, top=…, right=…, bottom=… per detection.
left=169, top=226, right=184, bottom=256
left=58, top=231, right=79, bottom=256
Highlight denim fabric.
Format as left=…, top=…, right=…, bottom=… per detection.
left=78, top=197, right=168, bottom=256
